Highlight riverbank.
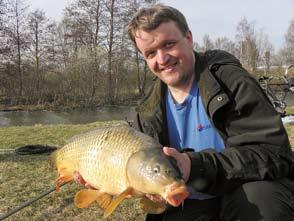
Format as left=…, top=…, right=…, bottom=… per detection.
left=0, top=96, right=142, bottom=112
left=0, top=106, right=136, bottom=127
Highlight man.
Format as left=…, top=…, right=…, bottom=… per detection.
left=126, top=4, right=294, bottom=221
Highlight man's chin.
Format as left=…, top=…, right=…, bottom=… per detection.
left=158, top=74, right=181, bottom=87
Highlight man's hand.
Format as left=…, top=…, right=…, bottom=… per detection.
left=163, top=147, right=191, bottom=183
left=145, top=194, right=164, bottom=202
left=73, top=171, right=96, bottom=189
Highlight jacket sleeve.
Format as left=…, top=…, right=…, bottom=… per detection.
left=187, top=64, right=294, bottom=195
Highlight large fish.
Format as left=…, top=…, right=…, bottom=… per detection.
left=51, top=124, right=189, bottom=218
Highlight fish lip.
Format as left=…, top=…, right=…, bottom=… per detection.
left=164, top=182, right=189, bottom=207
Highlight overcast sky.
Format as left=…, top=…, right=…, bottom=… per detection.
left=26, top=0, right=294, bottom=51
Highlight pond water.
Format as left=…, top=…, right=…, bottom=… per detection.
left=0, top=106, right=136, bottom=127
left=1, top=104, right=294, bottom=128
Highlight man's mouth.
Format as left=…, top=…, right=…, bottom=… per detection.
left=160, top=62, right=178, bottom=73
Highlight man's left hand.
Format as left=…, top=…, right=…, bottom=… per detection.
left=163, top=147, right=191, bottom=183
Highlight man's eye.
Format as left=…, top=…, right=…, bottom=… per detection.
left=166, top=42, right=175, bottom=48
left=146, top=51, right=155, bottom=59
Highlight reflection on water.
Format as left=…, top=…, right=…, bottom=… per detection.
left=0, top=106, right=136, bottom=127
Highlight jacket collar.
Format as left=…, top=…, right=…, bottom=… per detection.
left=196, top=51, right=223, bottom=110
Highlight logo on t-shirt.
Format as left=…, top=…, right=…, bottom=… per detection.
left=196, top=124, right=212, bottom=131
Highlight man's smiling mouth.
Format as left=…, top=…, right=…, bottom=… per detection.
left=160, top=62, right=178, bottom=72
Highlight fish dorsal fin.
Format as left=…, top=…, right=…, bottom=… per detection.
left=75, top=189, right=103, bottom=208
left=140, top=196, right=166, bottom=214
left=103, top=187, right=134, bottom=218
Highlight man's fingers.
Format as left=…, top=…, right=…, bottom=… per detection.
left=146, top=194, right=164, bottom=202
left=73, top=171, right=86, bottom=185
left=163, top=146, right=180, bottom=158
left=74, top=171, right=97, bottom=189
left=85, top=183, right=96, bottom=189
left=162, top=147, right=191, bottom=183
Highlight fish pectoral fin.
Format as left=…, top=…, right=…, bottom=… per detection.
left=103, top=187, right=134, bottom=218
left=74, top=189, right=103, bottom=208
left=55, top=168, right=73, bottom=192
left=140, top=197, right=166, bottom=214
left=95, top=192, right=112, bottom=210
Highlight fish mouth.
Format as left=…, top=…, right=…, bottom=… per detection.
left=165, top=182, right=189, bottom=207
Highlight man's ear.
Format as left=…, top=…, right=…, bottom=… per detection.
left=185, top=31, right=193, bottom=44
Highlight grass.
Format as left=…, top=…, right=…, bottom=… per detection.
left=0, top=120, right=293, bottom=221
left=0, top=121, right=145, bottom=221
left=286, top=106, right=294, bottom=115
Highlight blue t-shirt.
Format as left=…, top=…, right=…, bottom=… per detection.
left=166, top=81, right=225, bottom=199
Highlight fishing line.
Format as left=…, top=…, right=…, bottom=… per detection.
left=0, top=182, right=69, bottom=220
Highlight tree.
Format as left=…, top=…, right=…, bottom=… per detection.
left=235, top=18, right=259, bottom=71
left=105, top=0, right=115, bottom=103
left=214, top=37, right=238, bottom=57
left=201, top=34, right=214, bottom=51
left=45, top=21, right=63, bottom=68
left=0, top=0, right=6, bottom=31
left=281, top=19, right=294, bottom=64
left=0, top=0, right=9, bottom=56
left=27, top=9, right=49, bottom=95
left=64, top=0, right=104, bottom=104
left=4, top=0, right=28, bottom=98
left=256, top=30, right=273, bottom=73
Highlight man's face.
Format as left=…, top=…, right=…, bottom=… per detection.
left=134, top=21, right=195, bottom=88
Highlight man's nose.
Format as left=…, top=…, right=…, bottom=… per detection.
left=157, top=50, right=169, bottom=65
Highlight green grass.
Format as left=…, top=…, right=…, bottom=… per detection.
left=286, top=106, right=294, bottom=115
left=0, top=121, right=145, bottom=221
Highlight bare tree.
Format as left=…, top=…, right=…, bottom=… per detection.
left=0, top=0, right=6, bottom=30
left=5, top=0, right=28, bottom=98
left=0, top=0, right=9, bottom=55
left=105, top=0, right=115, bottom=103
left=214, top=37, right=238, bottom=57
left=63, top=0, right=104, bottom=104
left=201, top=34, right=214, bottom=51
left=27, top=9, right=49, bottom=96
left=256, top=30, right=273, bottom=74
left=235, top=18, right=259, bottom=71
left=281, top=19, right=294, bottom=64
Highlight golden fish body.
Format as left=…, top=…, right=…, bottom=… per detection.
left=52, top=124, right=189, bottom=218
left=53, top=124, right=161, bottom=195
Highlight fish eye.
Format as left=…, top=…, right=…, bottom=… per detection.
left=153, top=165, right=160, bottom=174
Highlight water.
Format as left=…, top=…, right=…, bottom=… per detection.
left=1, top=105, right=293, bottom=128
left=0, top=106, right=136, bottom=127
left=282, top=115, right=294, bottom=125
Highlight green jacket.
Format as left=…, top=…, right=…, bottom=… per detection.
left=133, top=50, right=293, bottom=195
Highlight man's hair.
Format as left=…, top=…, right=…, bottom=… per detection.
left=128, top=4, right=190, bottom=44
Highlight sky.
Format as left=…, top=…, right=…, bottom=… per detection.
left=26, top=0, right=294, bottom=51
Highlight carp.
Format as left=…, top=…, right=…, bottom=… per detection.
left=51, top=124, right=189, bottom=218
